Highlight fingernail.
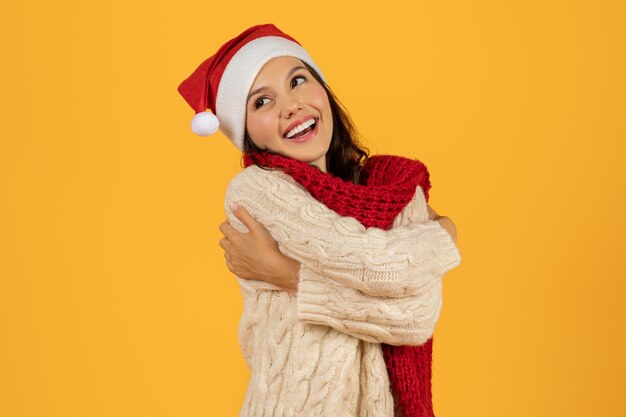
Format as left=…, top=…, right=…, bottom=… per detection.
left=230, top=202, right=239, bottom=212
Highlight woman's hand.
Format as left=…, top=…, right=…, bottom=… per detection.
left=218, top=203, right=301, bottom=295
left=427, top=204, right=458, bottom=244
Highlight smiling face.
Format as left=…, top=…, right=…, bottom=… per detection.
left=245, top=56, right=333, bottom=172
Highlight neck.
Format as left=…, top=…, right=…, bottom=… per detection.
left=314, top=160, right=327, bottom=173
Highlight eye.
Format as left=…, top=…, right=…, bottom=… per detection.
left=254, top=97, right=271, bottom=109
left=291, top=75, right=306, bottom=88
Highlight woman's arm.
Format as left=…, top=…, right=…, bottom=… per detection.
left=219, top=204, right=457, bottom=294
left=294, top=262, right=443, bottom=346
left=220, top=203, right=447, bottom=346
left=223, top=166, right=461, bottom=298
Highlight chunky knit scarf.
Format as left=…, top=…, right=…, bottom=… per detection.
left=243, top=151, right=437, bottom=417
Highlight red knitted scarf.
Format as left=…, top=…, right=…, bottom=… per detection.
left=243, top=151, right=437, bottom=417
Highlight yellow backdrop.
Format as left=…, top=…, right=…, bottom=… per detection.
left=1, top=0, right=625, bottom=416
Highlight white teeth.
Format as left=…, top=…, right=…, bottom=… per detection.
left=286, top=118, right=316, bottom=138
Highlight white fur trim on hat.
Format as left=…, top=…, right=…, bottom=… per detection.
left=215, top=36, right=326, bottom=151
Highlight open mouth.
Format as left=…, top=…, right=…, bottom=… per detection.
left=284, top=118, right=317, bottom=140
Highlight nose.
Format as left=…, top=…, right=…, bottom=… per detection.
left=280, top=95, right=302, bottom=118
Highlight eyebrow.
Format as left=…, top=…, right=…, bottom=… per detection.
left=246, top=65, right=307, bottom=103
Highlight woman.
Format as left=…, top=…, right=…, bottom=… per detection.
left=178, top=23, right=461, bottom=417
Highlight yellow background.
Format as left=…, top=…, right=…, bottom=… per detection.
left=1, top=0, right=625, bottom=416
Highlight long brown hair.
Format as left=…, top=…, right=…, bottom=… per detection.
left=242, top=60, right=369, bottom=185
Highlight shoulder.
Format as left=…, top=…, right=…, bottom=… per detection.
left=224, top=165, right=310, bottom=206
left=226, top=165, right=300, bottom=192
left=363, top=154, right=431, bottom=200
left=364, top=154, right=430, bottom=178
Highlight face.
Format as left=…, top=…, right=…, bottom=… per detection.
left=245, top=56, right=333, bottom=172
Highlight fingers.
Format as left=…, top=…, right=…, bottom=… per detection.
left=219, top=220, right=240, bottom=239
left=230, top=203, right=260, bottom=233
left=220, top=239, right=235, bottom=273
left=225, top=257, right=234, bottom=273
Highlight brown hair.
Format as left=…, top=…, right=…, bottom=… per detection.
left=242, top=61, right=370, bottom=185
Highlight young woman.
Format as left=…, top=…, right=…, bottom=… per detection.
left=178, top=24, right=461, bottom=417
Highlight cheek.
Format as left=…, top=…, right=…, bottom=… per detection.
left=246, top=113, right=275, bottom=144
left=312, top=89, right=331, bottom=115
left=312, top=89, right=333, bottom=129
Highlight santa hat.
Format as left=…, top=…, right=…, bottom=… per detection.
left=177, top=24, right=326, bottom=151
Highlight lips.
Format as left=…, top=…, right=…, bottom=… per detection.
left=283, top=116, right=317, bottom=138
left=286, top=118, right=319, bottom=143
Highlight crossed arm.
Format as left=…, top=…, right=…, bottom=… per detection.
left=217, top=166, right=461, bottom=345
left=220, top=203, right=457, bottom=294
left=218, top=166, right=459, bottom=295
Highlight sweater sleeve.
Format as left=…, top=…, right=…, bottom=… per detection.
left=224, top=166, right=461, bottom=298
left=295, top=263, right=443, bottom=345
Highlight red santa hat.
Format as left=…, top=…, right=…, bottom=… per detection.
left=177, top=24, right=326, bottom=151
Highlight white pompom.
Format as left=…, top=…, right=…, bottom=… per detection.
left=191, top=111, right=219, bottom=136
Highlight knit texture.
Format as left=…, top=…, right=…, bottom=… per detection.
left=243, top=152, right=431, bottom=229
left=243, top=152, right=436, bottom=417
left=224, top=156, right=462, bottom=416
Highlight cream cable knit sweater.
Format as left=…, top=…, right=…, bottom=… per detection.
left=223, top=165, right=462, bottom=417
